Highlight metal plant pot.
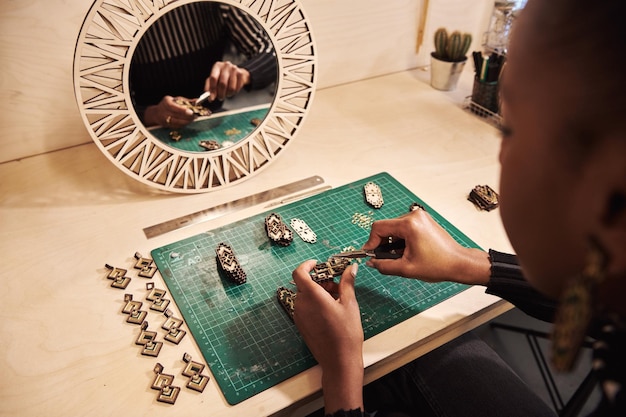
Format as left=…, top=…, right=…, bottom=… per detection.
left=430, top=53, right=467, bottom=91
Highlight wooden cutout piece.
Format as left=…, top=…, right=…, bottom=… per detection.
left=174, top=98, right=211, bottom=116
left=121, top=294, right=147, bottom=324
left=162, top=310, right=186, bottom=344
left=182, top=353, right=210, bottom=392
left=105, top=264, right=127, bottom=279
left=141, top=340, right=163, bottom=357
left=264, top=212, right=293, bottom=246
left=164, top=327, right=186, bottom=345
left=126, top=311, right=147, bottom=325
left=151, top=369, right=174, bottom=390
left=215, top=242, right=247, bottom=285
left=146, top=282, right=170, bottom=312
left=136, top=321, right=163, bottom=357
left=468, top=185, right=499, bottom=211
left=186, top=373, right=209, bottom=393
left=169, top=131, right=182, bottom=141
left=310, top=257, right=351, bottom=283
left=121, top=297, right=142, bottom=314
left=151, top=364, right=180, bottom=405
left=111, top=276, right=131, bottom=289
left=105, top=264, right=131, bottom=289
left=409, top=202, right=425, bottom=212
left=157, top=385, right=181, bottom=404
left=133, top=252, right=157, bottom=278
left=290, top=218, right=317, bottom=243
left=276, top=287, right=296, bottom=321
left=364, top=182, right=384, bottom=209
left=199, top=140, right=220, bottom=151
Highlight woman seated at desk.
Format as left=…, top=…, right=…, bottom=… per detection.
left=292, top=0, right=626, bottom=416
left=130, top=2, right=276, bottom=129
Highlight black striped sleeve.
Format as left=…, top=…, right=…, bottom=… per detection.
left=486, top=249, right=558, bottom=323
left=221, top=4, right=277, bottom=89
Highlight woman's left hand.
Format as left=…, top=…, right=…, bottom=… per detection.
left=292, top=260, right=364, bottom=414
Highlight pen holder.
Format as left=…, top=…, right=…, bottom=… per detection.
left=470, top=77, right=499, bottom=115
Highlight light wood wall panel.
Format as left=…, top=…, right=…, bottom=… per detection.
left=0, top=0, right=493, bottom=163
left=307, top=0, right=493, bottom=89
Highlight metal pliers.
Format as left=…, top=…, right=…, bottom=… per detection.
left=332, top=239, right=405, bottom=259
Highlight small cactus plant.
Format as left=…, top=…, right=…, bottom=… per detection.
left=433, top=28, right=472, bottom=62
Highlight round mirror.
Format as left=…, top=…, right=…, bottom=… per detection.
left=74, top=0, right=316, bottom=193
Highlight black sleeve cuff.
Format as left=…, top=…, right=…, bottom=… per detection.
left=325, top=409, right=368, bottom=417
left=486, top=249, right=558, bottom=323
left=241, top=52, right=277, bottom=90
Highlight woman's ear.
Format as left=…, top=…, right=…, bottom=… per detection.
left=596, top=189, right=626, bottom=313
left=603, top=192, right=626, bottom=227
left=597, top=137, right=626, bottom=275
left=602, top=190, right=626, bottom=270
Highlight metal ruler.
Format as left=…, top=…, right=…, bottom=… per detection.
left=143, top=175, right=325, bottom=239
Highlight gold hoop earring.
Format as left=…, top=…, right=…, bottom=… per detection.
left=551, top=238, right=607, bottom=372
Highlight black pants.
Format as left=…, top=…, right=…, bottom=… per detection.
left=363, top=332, right=556, bottom=417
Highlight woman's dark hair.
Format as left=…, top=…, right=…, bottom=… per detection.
left=525, top=0, right=626, bottom=141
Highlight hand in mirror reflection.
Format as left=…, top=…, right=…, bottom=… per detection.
left=143, top=95, right=196, bottom=129
left=206, top=60, right=251, bottom=102
left=130, top=2, right=277, bottom=129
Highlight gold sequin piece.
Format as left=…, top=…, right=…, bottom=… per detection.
left=173, top=98, right=211, bottom=116
left=225, top=127, right=242, bottom=136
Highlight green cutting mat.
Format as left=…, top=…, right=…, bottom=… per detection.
left=149, top=106, right=269, bottom=152
left=151, top=172, right=479, bottom=405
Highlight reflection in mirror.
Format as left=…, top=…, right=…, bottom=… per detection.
left=130, top=1, right=278, bottom=152
left=74, top=0, right=316, bottom=193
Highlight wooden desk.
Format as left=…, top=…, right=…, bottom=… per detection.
left=0, top=69, right=512, bottom=417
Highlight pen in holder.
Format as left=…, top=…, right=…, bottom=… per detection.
left=470, top=51, right=504, bottom=116
left=471, top=77, right=500, bottom=114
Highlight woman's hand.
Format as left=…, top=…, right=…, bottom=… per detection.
left=143, top=95, right=195, bottom=128
left=204, top=61, right=250, bottom=102
left=363, top=208, right=491, bottom=285
left=292, top=260, right=364, bottom=414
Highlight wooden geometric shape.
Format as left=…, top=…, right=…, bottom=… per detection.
left=276, top=286, right=296, bottom=321
left=364, top=181, right=384, bottom=209
left=215, top=242, right=247, bottom=285
left=105, top=264, right=131, bottom=289
left=290, top=218, right=317, bottom=243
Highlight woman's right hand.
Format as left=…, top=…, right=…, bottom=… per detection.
left=143, top=95, right=195, bottom=128
left=363, top=208, right=491, bottom=285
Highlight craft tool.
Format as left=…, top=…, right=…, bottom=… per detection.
left=488, top=53, right=505, bottom=82
left=480, top=55, right=490, bottom=81
left=143, top=175, right=324, bottom=238
left=195, top=91, right=211, bottom=105
left=473, top=51, right=505, bottom=83
left=473, top=51, right=483, bottom=74
left=332, top=239, right=406, bottom=259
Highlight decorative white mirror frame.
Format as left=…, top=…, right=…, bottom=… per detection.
left=74, top=0, right=316, bottom=193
